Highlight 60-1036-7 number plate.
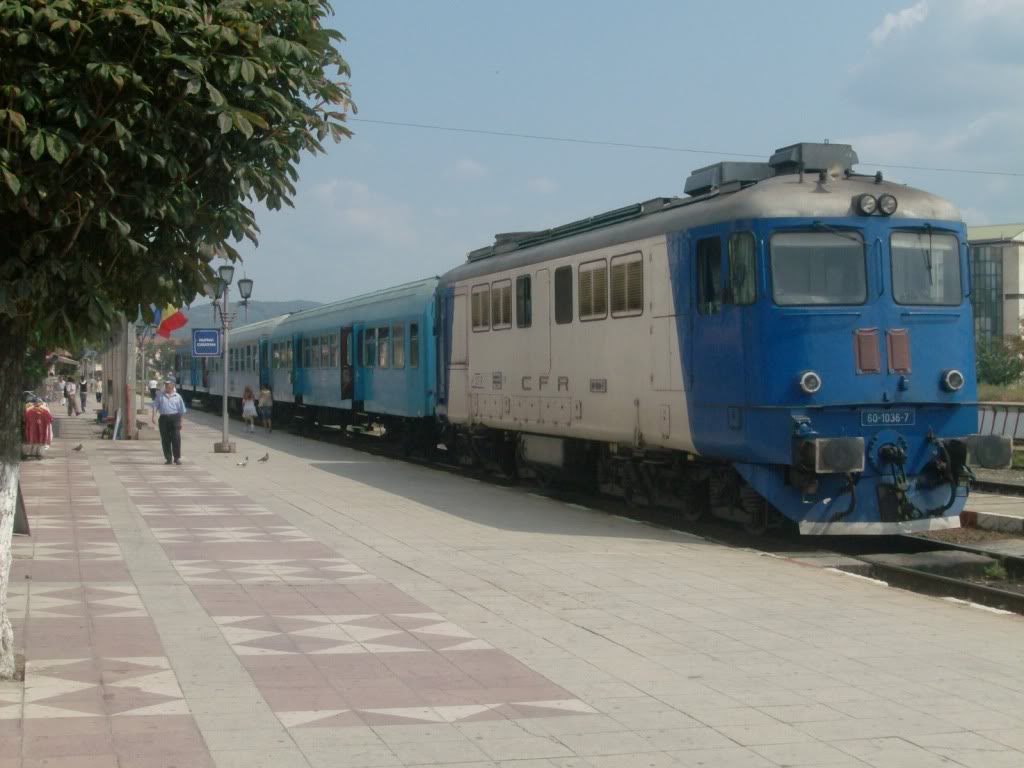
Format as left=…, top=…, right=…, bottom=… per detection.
left=861, top=408, right=915, bottom=427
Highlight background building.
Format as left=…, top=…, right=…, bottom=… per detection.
left=969, top=224, right=1024, bottom=340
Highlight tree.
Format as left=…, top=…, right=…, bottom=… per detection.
left=976, top=338, right=1024, bottom=387
left=0, top=0, right=353, bottom=679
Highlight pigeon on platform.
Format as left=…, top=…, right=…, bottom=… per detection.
left=72, top=444, right=83, bottom=452
left=257, top=453, right=269, bottom=463
left=236, top=457, right=249, bottom=467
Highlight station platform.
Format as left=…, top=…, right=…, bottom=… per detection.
left=963, top=492, right=1024, bottom=536
left=5, top=411, right=1024, bottom=768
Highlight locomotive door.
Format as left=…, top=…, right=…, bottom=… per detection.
left=532, top=269, right=551, bottom=373
left=340, top=326, right=354, bottom=402
left=650, top=240, right=685, bottom=391
left=690, top=227, right=749, bottom=446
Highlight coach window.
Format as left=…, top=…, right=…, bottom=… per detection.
left=321, top=336, right=330, bottom=368
left=378, top=326, right=390, bottom=368
left=364, top=328, right=376, bottom=367
left=697, top=237, right=723, bottom=315
left=471, top=284, right=490, bottom=331
left=578, top=259, right=608, bottom=321
left=392, top=322, right=405, bottom=368
left=286, top=341, right=293, bottom=368
left=610, top=252, right=643, bottom=317
left=329, top=334, right=339, bottom=367
left=516, top=275, right=532, bottom=327
left=554, top=265, right=573, bottom=324
left=409, top=323, right=420, bottom=368
left=491, top=280, right=512, bottom=329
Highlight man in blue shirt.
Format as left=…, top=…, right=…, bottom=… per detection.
left=151, top=378, right=187, bottom=465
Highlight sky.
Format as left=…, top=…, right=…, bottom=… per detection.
left=234, top=0, right=1024, bottom=303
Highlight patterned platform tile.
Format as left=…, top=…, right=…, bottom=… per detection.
left=171, top=557, right=377, bottom=585
left=151, top=525, right=313, bottom=544
left=279, top=699, right=596, bottom=728
left=212, top=612, right=494, bottom=656
left=29, top=542, right=123, bottom=562
left=10, top=657, right=188, bottom=719
left=7, top=583, right=147, bottom=620
left=136, top=503, right=273, bottom=517
left=28, top=514, right=111, bottom=530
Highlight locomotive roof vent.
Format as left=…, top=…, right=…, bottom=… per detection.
left=769, top=142, right=859, bottom=175
left=684, top=161, right=775, bottom=197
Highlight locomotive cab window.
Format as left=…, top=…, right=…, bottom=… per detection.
left=516, top=275, right=532, bottom=327
left=770, top=231, right=867, bottom=305
left=728, top=232, right=757, bottom=305
left=697, top=237, right=723, bottom=315
left=891, top=232, right=961, bottom=306
left=555, top=265, right=573, bottom=324
left=471, top=285, right=490, bottom=331
left=578, top=259, right=608, bottom=321
left=610, top=252, right=643, bottom=317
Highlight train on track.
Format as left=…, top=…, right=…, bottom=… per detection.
left=174, top=141, right=1011, bottom=535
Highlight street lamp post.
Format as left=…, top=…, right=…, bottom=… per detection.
left=212, top=263, right=244, bottom=454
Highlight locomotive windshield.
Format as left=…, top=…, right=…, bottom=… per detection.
left=891, top=232, right=961, bottom=306
left=770, top=231, right=866, bottom=305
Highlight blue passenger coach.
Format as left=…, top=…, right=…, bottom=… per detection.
left=268, top=278, right=438, bottom=429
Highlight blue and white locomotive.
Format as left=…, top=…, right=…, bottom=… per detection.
left=175, top=142, right=1010, bottom=534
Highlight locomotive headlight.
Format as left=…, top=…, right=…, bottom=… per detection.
left=856, top=194, right=878, bottom=216
left=799, top=371, right=822, bottom=395
left=942, top=369, right=965, bottom=392
left=878, top=193, right=898, bottom=216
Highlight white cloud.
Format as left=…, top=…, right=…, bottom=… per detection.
left=312, top=177, right=415, bottom=247
left=451, top=158, right=487, bottom=179
left=870, top=1, right=929, bottom=46
left=527, top=176, right=557, bottom=194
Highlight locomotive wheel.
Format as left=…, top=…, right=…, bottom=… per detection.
left=678, top=477, right=708, bottom=523
left=742, top=504, right=769, bottom=536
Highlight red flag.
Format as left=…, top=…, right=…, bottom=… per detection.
left=155, top=306, right=187, bottom=338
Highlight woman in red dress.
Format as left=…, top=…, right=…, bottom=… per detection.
left=22, top=398, right=53, bottom=459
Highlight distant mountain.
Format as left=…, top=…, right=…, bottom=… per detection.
left=168, top=299, right=323, bottom=339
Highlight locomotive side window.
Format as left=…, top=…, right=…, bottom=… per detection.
left=392, top=322, right=405, bottom=368
left=471, top=285, right=490, bottom=331
left=378, top=326, right=390, bottom=368
left=491, top=280, right=512, bottom=329
left=770, top=231, right=866, bottom=306
left=555, top=265, right=573, bottom=324
left=410, top=322, right=420, bottom=368
left=697, top=237, right=723, bottom=315
left=516, top=275, right=532, bottom=328
left=728, top=232, right=757, bottom=305
left=578, top=259, right=608, bottom=321
left=610, top=252, right=643, bottom=317
left=891, top=232, right=961, bottom=306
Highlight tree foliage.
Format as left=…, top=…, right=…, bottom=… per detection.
left=0, top=0, right=354, bottom=346
left=976, top=338, right=1024, bottom=386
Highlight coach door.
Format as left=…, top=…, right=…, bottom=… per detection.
left=340, top=326, right=354, bottom=402
left=533, top=268, right=551, bottom=373
left=258, top=339, right=271, bottom=389
left=650, top=240, right=685, bottom=391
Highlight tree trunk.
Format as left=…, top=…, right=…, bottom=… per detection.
left=0, top=320, right=26, bottom=680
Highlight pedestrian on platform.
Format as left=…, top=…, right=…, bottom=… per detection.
left=79, top=376, right=88, bottom=412
left=22, top=398, right=53, bottom=459
left=95, top=376, right=103, bottom=403
left=63, top=378, right=79, bottom=415
left=259, top=384, right=273, bottom=434
left=152, top=378, right=186, bottom=465
left=148, top=377, right=158, bottom=401
left=242, top=386, right=257, bottom=433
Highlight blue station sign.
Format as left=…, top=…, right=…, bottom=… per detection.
left=192, top=328, right=221, bottom=357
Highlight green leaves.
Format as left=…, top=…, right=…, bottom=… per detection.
left=45, top=134, right=68, bottom=164
left=0, top=0, right=354, bottom=354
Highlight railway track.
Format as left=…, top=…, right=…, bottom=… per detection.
left=193, top=400, right=1024, bottom=615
